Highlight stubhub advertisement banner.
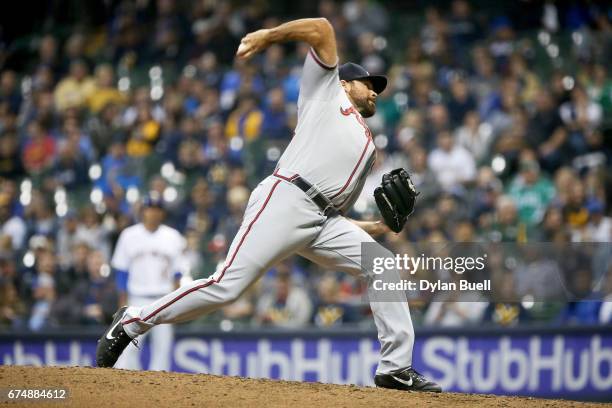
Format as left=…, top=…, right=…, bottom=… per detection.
left=1, top=328, right=611, bottom=401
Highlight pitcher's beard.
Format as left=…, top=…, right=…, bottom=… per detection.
left=357, top=100, right=376, bottom=118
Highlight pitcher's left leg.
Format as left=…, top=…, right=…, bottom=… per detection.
left=298, top=216, right=440, bottom=392
left=298, top=216, right=413, bottom=373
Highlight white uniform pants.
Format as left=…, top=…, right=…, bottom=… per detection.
left=122, top=175, right=414, bottom=374
left=115, top=295, right=173, bottom=371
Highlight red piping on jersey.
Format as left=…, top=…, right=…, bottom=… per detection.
left=122, top=179, right=282, bottom=326
left=330, top=106, right=373, bottom=200
left=273, top=169, right=298, bottom=182
left=309, top=47, right=336, bottom=71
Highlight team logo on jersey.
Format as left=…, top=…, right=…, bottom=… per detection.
left=340, top=106, right=356, bottom=116
left=339, top=106, right=372, bottom=139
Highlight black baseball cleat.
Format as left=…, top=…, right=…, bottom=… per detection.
left=374, top=367, right=442, bottom=392
left=96, top=306, right=137, bottom=368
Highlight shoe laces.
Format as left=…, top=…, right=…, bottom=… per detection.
left=406, top=368, right=426, bottom=382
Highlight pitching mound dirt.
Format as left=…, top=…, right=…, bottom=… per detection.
left=0, top=366, right=605, bottom=407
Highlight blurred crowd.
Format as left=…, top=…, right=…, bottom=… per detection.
left=0, top=0, right=611, bottom=331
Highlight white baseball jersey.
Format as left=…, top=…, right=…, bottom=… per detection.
left=112, top=224, right=186, bottom=297
left=277, top=48, right=377, bottom=213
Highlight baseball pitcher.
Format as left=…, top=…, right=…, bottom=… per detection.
left=97, top=17, right=440, bottom=392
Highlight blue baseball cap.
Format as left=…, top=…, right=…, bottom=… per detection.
left=142, top=193, right=165, bottom=210
left=339, top=62, right=387, bottom=94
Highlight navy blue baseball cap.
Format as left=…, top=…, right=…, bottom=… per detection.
left=142, top=193, right=165, bottom=210
left=339, top=62, right=387, bottom=94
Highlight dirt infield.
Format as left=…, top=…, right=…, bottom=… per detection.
left=0, top=366, right=606, bottom=407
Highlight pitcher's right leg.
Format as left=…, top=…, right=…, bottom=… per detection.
left=96, top=177, right=324, bottom=368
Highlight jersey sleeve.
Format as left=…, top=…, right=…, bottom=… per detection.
left=111, top=231, right=130, bottom=271
left=298, top=47, right=341, bottom=103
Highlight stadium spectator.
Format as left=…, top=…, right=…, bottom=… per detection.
left=75, top=206, right=111, bottom=260
left=55, top=239, right=90, bottom=296
left=56, top=211, right=80, bottom=269
left=0, top=131, right=25, bottom=179
left=508, top=53, right=540, bottom=104
left=219, top=185, right=250, bottom=240
left=24, top=191, right=57, bottom=238
left=507, top=158, right=556, bottom=228
left=88, top=64, right=126, bottom=114
left=483, top=195, right=522, bottom=242
left=183, top=177, right=215, bottom=236
left=424, top=104, right=450, bottom=147
left=563, top=180, right=591, bottom=230
left=558, top=268, right=601, bottom=325
left=256, top=262, right=312, bottom=328
left=580, top=200, right=611, bottom=242
left=0, top=71, right=21, bottom=114
left=514, top=246, right=565, bottom=300
left=80, top=250, right=116, bottom=325
left=454, top=111, right=493, bottom=165
left=405, top=146, right=441, bottom=206
left=87, top=102, right=124, bottom=157
left=536, top=206, right=566, bottom=241
left=448, top=0, right=480, bottom=60
left=428, top=130, right=476, bottom=191
left=51, top=137, right=90, bottom=191
left=312, top=274, right=359, bottom=327
left=31, top=34, right=61, bottom=78
left=28, top=249, right=57, bottom=331
left=22, top=121, right=56, bottom=175
left=470, top=46, right=499, bottom=117
left=419, top=7, right=444, bottom=56
left=0, top=254, right=24, bottom=328
left=356, top=31, right=387, bottom=75
left=483, top=273, right=529, bottom=327
left=586, top=63, right=612, bottom=115
left=126, top=105, right=161, bottom=157
left=225, top=92, right=263, bottom=142
left=342, top=0, right=389, bottom=38
left=261, top=87, right=291, bottom=141
left=175, top=138, right=205, bottom=181
left=63, top=33, right=90, bottom=69
left=527, top=89, right=566, bottom=171
left=470, top=166, right=503, bottom=224
left=447, top=75, right=477, bottom=127
left=0, top=193, right=26, bottom=251
left=559, top=85, right=603, bottom=156
left=53, top=59, right=96, bottom=112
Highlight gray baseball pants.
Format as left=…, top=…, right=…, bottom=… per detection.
left=121, top=173, right=414, bottom=374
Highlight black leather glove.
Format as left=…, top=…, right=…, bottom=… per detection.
left=373, top=168, right=419, bottom=233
